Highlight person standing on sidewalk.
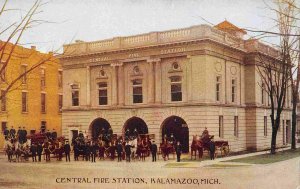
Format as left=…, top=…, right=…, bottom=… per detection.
left=209, top=137, right=216, bottom=160
left=150, top=141, right=157, bottom=162
left=175, top=141, right=182, bottom=162
left=64, top=141, right=71, bottom=162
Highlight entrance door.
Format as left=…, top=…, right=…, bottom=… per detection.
left=161, top=116, right=189, bottom=153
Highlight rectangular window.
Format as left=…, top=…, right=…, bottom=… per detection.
left=21, top=65, right=27, bottom=84
left=264, top=116, right=267, bottom=136
left=231, top=79, right=236, bottom=103
left=41, top=93, right=46, bottom=113
left=58, top=70, right=63, bottom=88
left=133, top=79, right=143, bottom=103
left=1, top=122, right=7, bottom=132
left=170, top=76, right=182, bottom=102
left=98, top=82, right=108, bottom=105
left=219, top=116, right=224, bottom=138
left=71, top=84, right=79, bottom=106
left=41, top=121, right=46, bottom=133
left=216, top=76, right=221, bottom=102
left=22, top=92, right=27, bottom=112
left=41, top=68, right=46, bottom=88
left=1, top=90, right=6, bottom=111
left=58, top=94, right=63, bottom=113
left=234, top=116, right=239, bottom=137
left=72, top=91, right=79, bottom=106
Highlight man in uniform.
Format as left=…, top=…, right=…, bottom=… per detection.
left=22, top=127, right=27, bottom=144
left=37, top=142, right=43, bottom=162
left=175, top=141, right=182, bottom=162
left=150, top=140, right=158, bottom=162
left=30, top=143, right=37, bottom=162
left=116, top=141, right=123, bottom=162
left=91, top=141, right=98, bottom=163
left=64, top=140, right=71, bottom=162
left=17, top=127, right=22, bottom=143
left=209, top=137, right=216, bottom=160
left=125, top=141, right=132, bottom=162
left=85, top=142, right=91, bottom=161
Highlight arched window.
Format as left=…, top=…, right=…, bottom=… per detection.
left=170, top=76, right=182, bottom=101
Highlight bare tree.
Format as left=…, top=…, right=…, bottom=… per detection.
left=256, top=0, right=300, bottom=153
left=0, top=0, right=58, bottom=102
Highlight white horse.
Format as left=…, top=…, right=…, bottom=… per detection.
left=130, top=138, right=138, bottom=160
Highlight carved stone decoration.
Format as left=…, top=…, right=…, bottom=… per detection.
left=172, top=62, right=180, bottom=70
left=133, top=66, right=140, bottom=75
left=230, top=66, right=237, bottom=75
left=215, top=61, right=222, bottom=72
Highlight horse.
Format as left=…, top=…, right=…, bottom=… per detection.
left=190, top=136, right=203, bottom=160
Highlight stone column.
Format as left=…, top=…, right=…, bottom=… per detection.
left=118, top=64, right=125, bottom=106
left=86, top=66, right=91, bottom=106
left=111, top=64, right=118, bottom=106
left=155, top=59, right=162, bottom=104
left=147, top=60, right=155, bottom=104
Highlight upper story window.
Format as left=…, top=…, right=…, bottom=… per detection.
left=231, top=79, right=236, bottom=103
left=132, top=79, right=143, bottom=103
left=22, top=91, right=28, bottom=112
left=58, top=70, right=63, bottom=88
left=170, top=76, right=182, bottom=102
left=71, top=84, right=79, bottom=106
left=41, top=93, right=46, bottom=113
left=98, top=82, right=108, bottom=105
left=58, top=94, right=63, bottom=113
left=216, top=76, right=221, bottom=102
left=41, top=68, right=46, bottom=88
left=21, top=65, right=27, bottom=84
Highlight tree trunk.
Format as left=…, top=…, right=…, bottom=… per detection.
left=271, top=119, right=279, bottom=154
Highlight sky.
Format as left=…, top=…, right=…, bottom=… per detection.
left=1, top=0, right=279, bottom=53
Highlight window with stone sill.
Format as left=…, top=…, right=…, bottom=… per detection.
left=41, top=93, right=46, bottom=113
left=41, top=68, right=46, bottom=88
left=98, top=82, right=108, bottom=105
left=132, top=79, right=143, bottom=104
left=170, top=76, right=182, bottom=102
left=21, top=91, right=28, bottom=112
left=71, top=84, right=79, bottom=106
left=21, top=65, right=27, bottom=84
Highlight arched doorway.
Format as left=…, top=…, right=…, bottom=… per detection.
left=90, top=118, right=112, bottom=140
left=161, top=116, right=189, bottom=153
left=123, top=117, right=148, bottom=139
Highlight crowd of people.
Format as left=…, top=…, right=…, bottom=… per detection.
left=3, top=127, right=217, bottom=163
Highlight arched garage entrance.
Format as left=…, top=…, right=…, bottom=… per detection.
left=89, top=118, right=112, bottom=140
left=161, top=116, right=189, bottom=153
left=123, top=117, right=148, bottom=139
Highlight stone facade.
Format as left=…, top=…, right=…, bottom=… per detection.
left=60, top=21, right=292, bottom=152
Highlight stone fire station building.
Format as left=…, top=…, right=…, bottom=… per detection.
left=59, top=21, right=292, bottom=152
